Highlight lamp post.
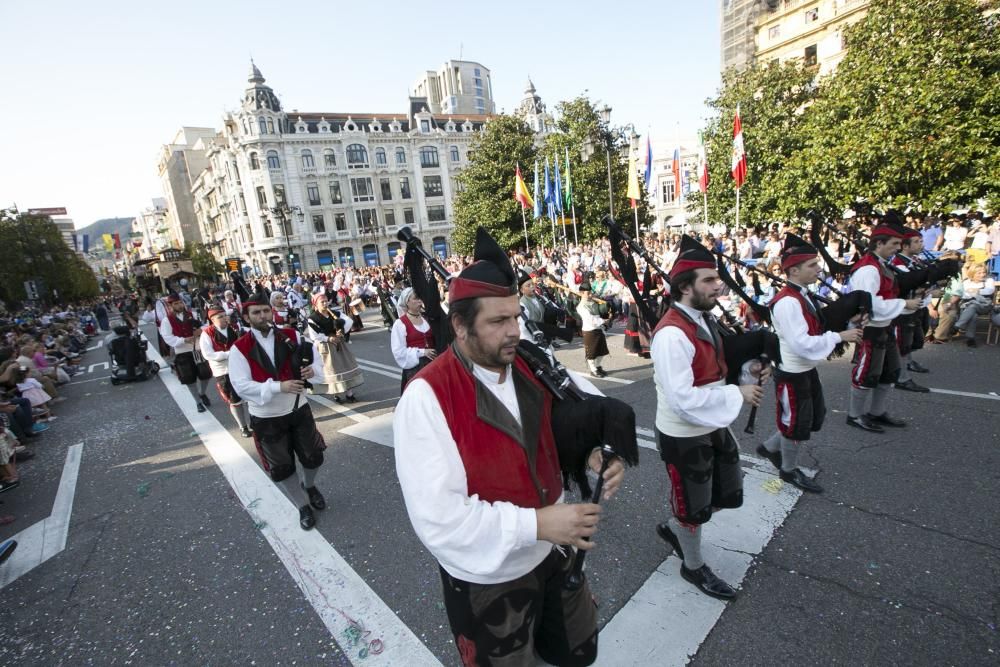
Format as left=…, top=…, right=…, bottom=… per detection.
left=263, top=205, right=302, bottom=276
left=581, top=104, right=615, bottom=219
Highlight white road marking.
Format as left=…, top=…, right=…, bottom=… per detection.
left=340, top=412, right=396, bottom=448
left=69, top=375, right=112, bottom=385
left=1, top=443, right=84, bottom=589
left=357, top=363, right=402, bottom=380
left=590, top=374, right=634, bottom=385
left=87, top=361, right=109, bottom=373
left=144, top=347, right=440, bottom=666
left=85, top=340, right=104, bottom=351
left=307, top=394, right=370, bottom=423
left=599, top=466, right=800, bottom=665
left=928, top=387, right=1000, bottom=401
left=355, top=358, right=402, bottom=373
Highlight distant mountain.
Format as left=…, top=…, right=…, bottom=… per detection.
left=76, top=217, right=134, bottom=245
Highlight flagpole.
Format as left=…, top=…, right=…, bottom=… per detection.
left=571, top=203, right=578, bottom=247
left=634, top=205, right=640, bottom=241
left=521, top=206, right=530, bottom=253
left=703, top=190, right=709, bottom=229
left=735, top=187, right=741, bottom=230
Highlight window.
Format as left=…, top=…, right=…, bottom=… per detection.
left=346, top=143, right=369, bottom=168
left=661, top=180, right=676, bottom=205
left=395, top=147, right=407, bottom=165
left=420, top=146, right=439, bottom=167
left=805, top=8, right=818, bottom=23
left=355, top=209, right=378, bottom=234
left=362, top=244, right=380, bottom=266
left=427, top=204, right=446, bottom=222
left=474, top=77, right=482, bottom=87
left=338, top=247, right=354, bottom=267
left=804, top=44, right=818, bottom=67
left=388, top=241, right=402, bottom=260
left=475, top=87, right=483, bottom=98
left=273, top=184, right=286, bottom=207
left=432, top=237, right=448, bottom=259
left=317, top=250, right=334, bottom=267
left=233, top=161, right=241, bottom=183
left=255, top=186, right=267, bottom=208
left=420, top=120, right=430, bottom=133
left=242, top=118, right=249, bottom=134
left=375, top=147, right=387, bottom=166
left=302, top=150, right=315, bottom=168
left=334, top=212, right=347, bottom=232
left=424, top=176, right=443, bottom=197
left=474, top=68, right=481, bottom=76
left=384, top=209, right=396, bottom=227
left=324, top=150, right=336, bottom=167
left=249, top=152, right=260, bottom=170
left=380, top=178, right=392, bottom=200
left=329, top=181, right=343, bottom=204
left=450, top=146, right=460, bottom=163
left=400, top=177, right=412, bottom=199
left=267, top=118, right=274, bottom=133
left=307, top=183, right=321, bottom=206
left=262, top=217, right=273, bottom=238
left=258, top=117, right=267, bottom=134
left=312, top=214, right=326, bottom=233
left=350, top=177, right=375, bottom=202
left=266, top=150, right=280, bottom=169
left=403, top=208, right=415, bottom=226
left=768, top=25, right=780, bottom=40
left=238, top=193, right=247, bottom=213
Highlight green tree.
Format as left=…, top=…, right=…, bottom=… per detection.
left=784, top=0, right=1000, bottom=214
left=186, top=242, right=225, bottom=281
left=694, top=60, right=818, bottom=228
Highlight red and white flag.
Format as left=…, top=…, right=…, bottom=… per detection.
left=697, top=136, right=710, bottom=194
left=731, top=105, right=747, bottom=189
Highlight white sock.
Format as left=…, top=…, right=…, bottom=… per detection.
left=667, top=517, right=704, bottom=570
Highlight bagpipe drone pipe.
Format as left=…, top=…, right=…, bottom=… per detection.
left=398, top=226, right=453, bottom=354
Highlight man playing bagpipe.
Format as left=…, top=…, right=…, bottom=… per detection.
left=394, top=228, right=636, bottom=667
left=757, top=234, right=864, bottom=493
left=651, top=236, right=771, bottom=600
left=890, top=227, right=931, bottom=392
left=846, top=222, right=923, bottom=433
left=199, top=307, right=252, bottom=438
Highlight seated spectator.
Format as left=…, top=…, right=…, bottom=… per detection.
left=953, top=263, right=996, bottom=348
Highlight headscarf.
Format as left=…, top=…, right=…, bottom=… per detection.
left=397, top=287, right=415, bottom=316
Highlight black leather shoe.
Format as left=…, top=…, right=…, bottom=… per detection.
left=906, top=361, right=929, bottom=373
left=655, top=522, right=685, bottom=561
left=299, top=505, right=316, bottom=530
left=779, top=468, right=824, bottom=493
left=199, top=393, right=211, bottom=407
left=304, top=485, right=326, bottom=510
left=196, top=402, right=207, bottom=413
left=866, top=412, right=906, bottom=427
left=894, top=379, right=929, bottom=393
left=594, top=368, right=608, bottom=378
left=846, top=415, right=884, bottom=433
left=680, top=564, right=737, bottom=600
left=240, top=426, right=252, bottom=438
left=755, top=444, right=782, bottom=470
left=345, top=394, right=357, bottom=403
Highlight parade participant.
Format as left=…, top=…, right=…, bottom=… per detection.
left=576, top=281, right=610, bottom=378
left=221, top=290, right=240, bottom=317
left=389, top=287, right=436, bottom=393
left=846, top=222, right=922, bottom=432
left=199, top=307, right=252, bottom=437
left=394, top=228, right=624, bottom=667
left=757, top=234, right=863, bottom=493
left=269, top=291, right=295, bottom=327
left=652, top=235, right=768, bottom=599
left=306, top=293, right=363, bottom=403
left=891, top=228, right=931, bottom=391
left=228, top=298, right=328, bottom=531
left=159, top=295, right=211, bottom=413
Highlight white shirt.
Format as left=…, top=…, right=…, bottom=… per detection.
left=390, top=316, right=431, bottom=370
left=199, top=327, right=233, bottom=377
left=287, top=289, right=308, bottom=309
left=771, top=286, right=841, bottom=373
left=849, top=261, right=906, bottom=327
left=576, top=300, right=605, bottom=332
left=159, top=311, right=196, bottom=354
left=228, top=327, right=326, bottom=418
left=942, top=226, right=968, bottom=251
left=651, top=303, right=744, bottom=437
left=304, top=310, right=352, bottom=344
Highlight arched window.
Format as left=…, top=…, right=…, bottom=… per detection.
left=362, top=244, right=380, bottom=267
left=346, top=144, right=368, bottom=168
left=266, top=150, right=280, bottom=169
left=375, top=147, right=387, bottom=166
left=249, top=152, right=260, bottom=170
left=450, top=146, right=460, bottom=163
left=267, top=118, right=274, bottom=133
left=301, top=149, right=315, bottom=168
left=317, top=250, right=334, bottom=268
left=338, top=247, right=354, bottom=268
left=419, top=146, right=439, bottom=168
left=323, top=149, right=336, bottom=167
left=432, top=236, right=448, bottom=260
left=395, top=147, right=406, bottom=165
left=258, top=117, right=267, bottom=134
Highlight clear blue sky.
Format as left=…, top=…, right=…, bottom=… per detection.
left=0, top=0, right=721, bottom=229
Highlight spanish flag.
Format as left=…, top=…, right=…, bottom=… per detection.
left=514, top=163, right=535, bottom=210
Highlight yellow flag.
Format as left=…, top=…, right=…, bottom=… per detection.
left=102, top=234, right=114, bottom=252
left=626, top=152, right=641, bottom=205
left=514, top=164, right=535, bottom=210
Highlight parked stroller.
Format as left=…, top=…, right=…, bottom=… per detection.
left=108, top=326, right=160, bottom=385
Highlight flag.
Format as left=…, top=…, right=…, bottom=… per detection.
left=553, top=157, right=563, bottom=214
left=102, top=234, right=114, bottom=252
left=672, top=148, right=682, bottom=201
left=112, top=233, right=121, bottom=250
left=83, top=234, right=89, bottom=253
left=731, top=105, right=747, bottom=189
left=626, top=151, right=641, bottom=208
left=543, top=158, right=553, bottom=209
left=72, top=233, right=78, bottom=251
left=564, top=148, right=573, bottom=210
left=698, top=134, right=710, bottom=194
left=643, top=136, right=653, bottom=191
left=514, top=163, right=535, bottom=210
left=533, top=160, right=542, bottom=219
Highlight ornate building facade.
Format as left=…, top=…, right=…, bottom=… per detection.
left=190, top=63, right=491, bottom=275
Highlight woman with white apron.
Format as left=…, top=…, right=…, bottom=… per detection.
left=306, top=293, right=364, bottom=403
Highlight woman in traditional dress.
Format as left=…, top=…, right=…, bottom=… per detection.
left=389, top=288, right=437, bottom=394
left=306, top=293, right=364, bottom=403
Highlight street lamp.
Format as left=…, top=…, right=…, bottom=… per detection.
left=262, top=205, right=302, bottom=276
left=581, top=104, right=615, bottom=219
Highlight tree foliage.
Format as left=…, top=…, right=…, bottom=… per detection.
left=0, top=211, right=99, bottom=306
left=185, top=242, right=225, bottom=280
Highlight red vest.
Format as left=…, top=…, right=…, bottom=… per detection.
left=232, top=328, right=298, bottom=383
left=166, top=311, right=195, bottom=338
left=851, top=254, right=899, bottom=299
left=205, top=325, right=238, bottom=352
left=770, top=286, right=823, bottom=335
left=652, top=308, right=727, bottom=386
left=273, top=310, right=287, bottom=325
left=416, top=348, right=562, bottom=509
left=401, top=314, right=435, bottom=351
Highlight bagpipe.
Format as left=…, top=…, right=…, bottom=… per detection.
left=396, top=225, right=639, bottom=589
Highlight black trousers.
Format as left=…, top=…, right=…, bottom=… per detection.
left=774, top=368, right=826, bottom=441
left=657, top=428, right=743, bottom=526
left=249, top=404, right=323, bottom=482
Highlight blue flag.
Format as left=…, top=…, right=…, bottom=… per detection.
left=533, top=160, right=542, bottom=219
left=82, top=234, right=89, bottom=254
left=543, top=158, right=553, bottom=209
left=553, top=157, right=563, bottom=215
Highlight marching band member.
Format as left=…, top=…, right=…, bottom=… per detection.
left=199, top=307, right=252, bottom=437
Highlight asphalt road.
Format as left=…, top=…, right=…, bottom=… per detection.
left=1, top=310, right=997, bottom=666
